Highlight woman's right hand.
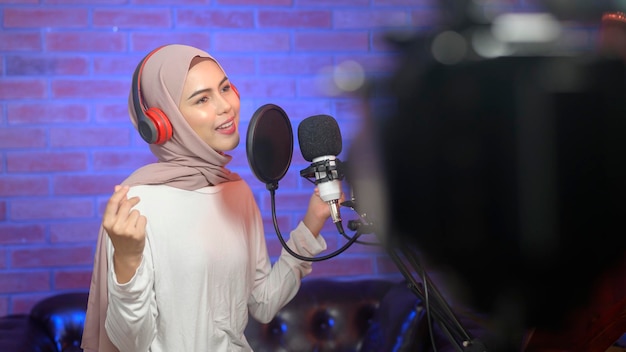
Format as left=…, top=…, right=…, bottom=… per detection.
left=103, top=185, right=147, bottom=284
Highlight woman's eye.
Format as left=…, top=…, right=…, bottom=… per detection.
left=196, top=96, right=209, bottom=104
left=222, top=85, right=231, bottom=93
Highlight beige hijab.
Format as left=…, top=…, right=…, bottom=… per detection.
left=81, top=44, right=240, bottom=352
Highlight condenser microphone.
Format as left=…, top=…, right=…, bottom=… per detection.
left=298, top=115, right=344, bottom=224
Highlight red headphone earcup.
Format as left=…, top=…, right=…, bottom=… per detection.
left=231, top=83, right=240, bottom=99
left=145, top=108, right=173, bottom=144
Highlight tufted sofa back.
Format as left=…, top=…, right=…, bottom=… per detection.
left=0, top=278, right=424, bottom=352
left=244, top=278, right=422, bottom=352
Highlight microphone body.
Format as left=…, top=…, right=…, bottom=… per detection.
left=313, top=155, right=342, bottom=223
left=298, top=115, right=344, bottom=224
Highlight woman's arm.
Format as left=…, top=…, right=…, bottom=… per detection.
left=102, top=185, right=158, bottom=351
left=105, top=246, right=158, bottom=352
left=248, top=190, right=330, bottom=323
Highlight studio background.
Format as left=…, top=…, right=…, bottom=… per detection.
left=0, top=0, right=597, bottom=317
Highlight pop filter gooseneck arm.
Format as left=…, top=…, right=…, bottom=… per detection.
left=246, top=104, right=363, bottom=262
left=269, top=188, right=363, bottom=261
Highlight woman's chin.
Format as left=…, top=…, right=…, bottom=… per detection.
left=212, top=135, right=240, bottom=153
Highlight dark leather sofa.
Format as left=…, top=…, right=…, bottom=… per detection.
left=13, top=276, right=615, bottom=351
left=0, top=278, right=431, bottom=352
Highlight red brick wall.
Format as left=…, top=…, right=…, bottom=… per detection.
left=0, top=0, right=551, bottom=316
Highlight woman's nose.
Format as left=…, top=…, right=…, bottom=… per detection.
left=214, top=94, right=232, bottom=114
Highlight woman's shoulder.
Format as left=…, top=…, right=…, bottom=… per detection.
left=216, top=178, right=254, bottom=196
left=124, top=180, right=253, bottom=197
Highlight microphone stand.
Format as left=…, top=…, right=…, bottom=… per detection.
left=348, top=204, right=487, bottom=352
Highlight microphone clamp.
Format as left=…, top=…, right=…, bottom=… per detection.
left=299, top=158, right=345, bottom=185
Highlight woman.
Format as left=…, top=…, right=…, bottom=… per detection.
left=81, top=44, right=330, bottom=352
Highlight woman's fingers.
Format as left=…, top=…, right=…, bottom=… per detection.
left=103, top=185, right=144, bottom=238
left=125, top=209, right=145, bottom=231
left=103, top=186, right=129, bottom=222
left=136, top=213, right=148, bottom=232
left=117, top=196, right=140, bottom=220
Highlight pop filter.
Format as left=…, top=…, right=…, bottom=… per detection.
left=246, top=104, right=293, bottom=187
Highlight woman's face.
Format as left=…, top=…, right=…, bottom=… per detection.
left=178, top=59, right=240, bottom=152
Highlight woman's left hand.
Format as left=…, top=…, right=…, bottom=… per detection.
left=302, top=187, right=345, bottom=237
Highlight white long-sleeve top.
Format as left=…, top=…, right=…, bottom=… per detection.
left=104, top=180, right=326, bottom=352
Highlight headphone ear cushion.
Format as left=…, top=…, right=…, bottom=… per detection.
left=139, top=107, right=173, bottom=145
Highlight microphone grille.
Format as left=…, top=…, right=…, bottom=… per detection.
left=298, top=115, right=342, bottom=162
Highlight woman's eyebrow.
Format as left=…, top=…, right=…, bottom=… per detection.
left=186, top=76, right=229, bottom=101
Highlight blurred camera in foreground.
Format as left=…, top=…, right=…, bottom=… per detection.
left=348, top=5, right=626, bottom=343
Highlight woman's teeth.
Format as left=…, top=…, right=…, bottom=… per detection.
left=218, top=121, right=233, bottom=130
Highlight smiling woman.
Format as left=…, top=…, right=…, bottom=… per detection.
left=178, top=58, right=241, bottom=152
left=80, top=44, right=334, bottom=352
